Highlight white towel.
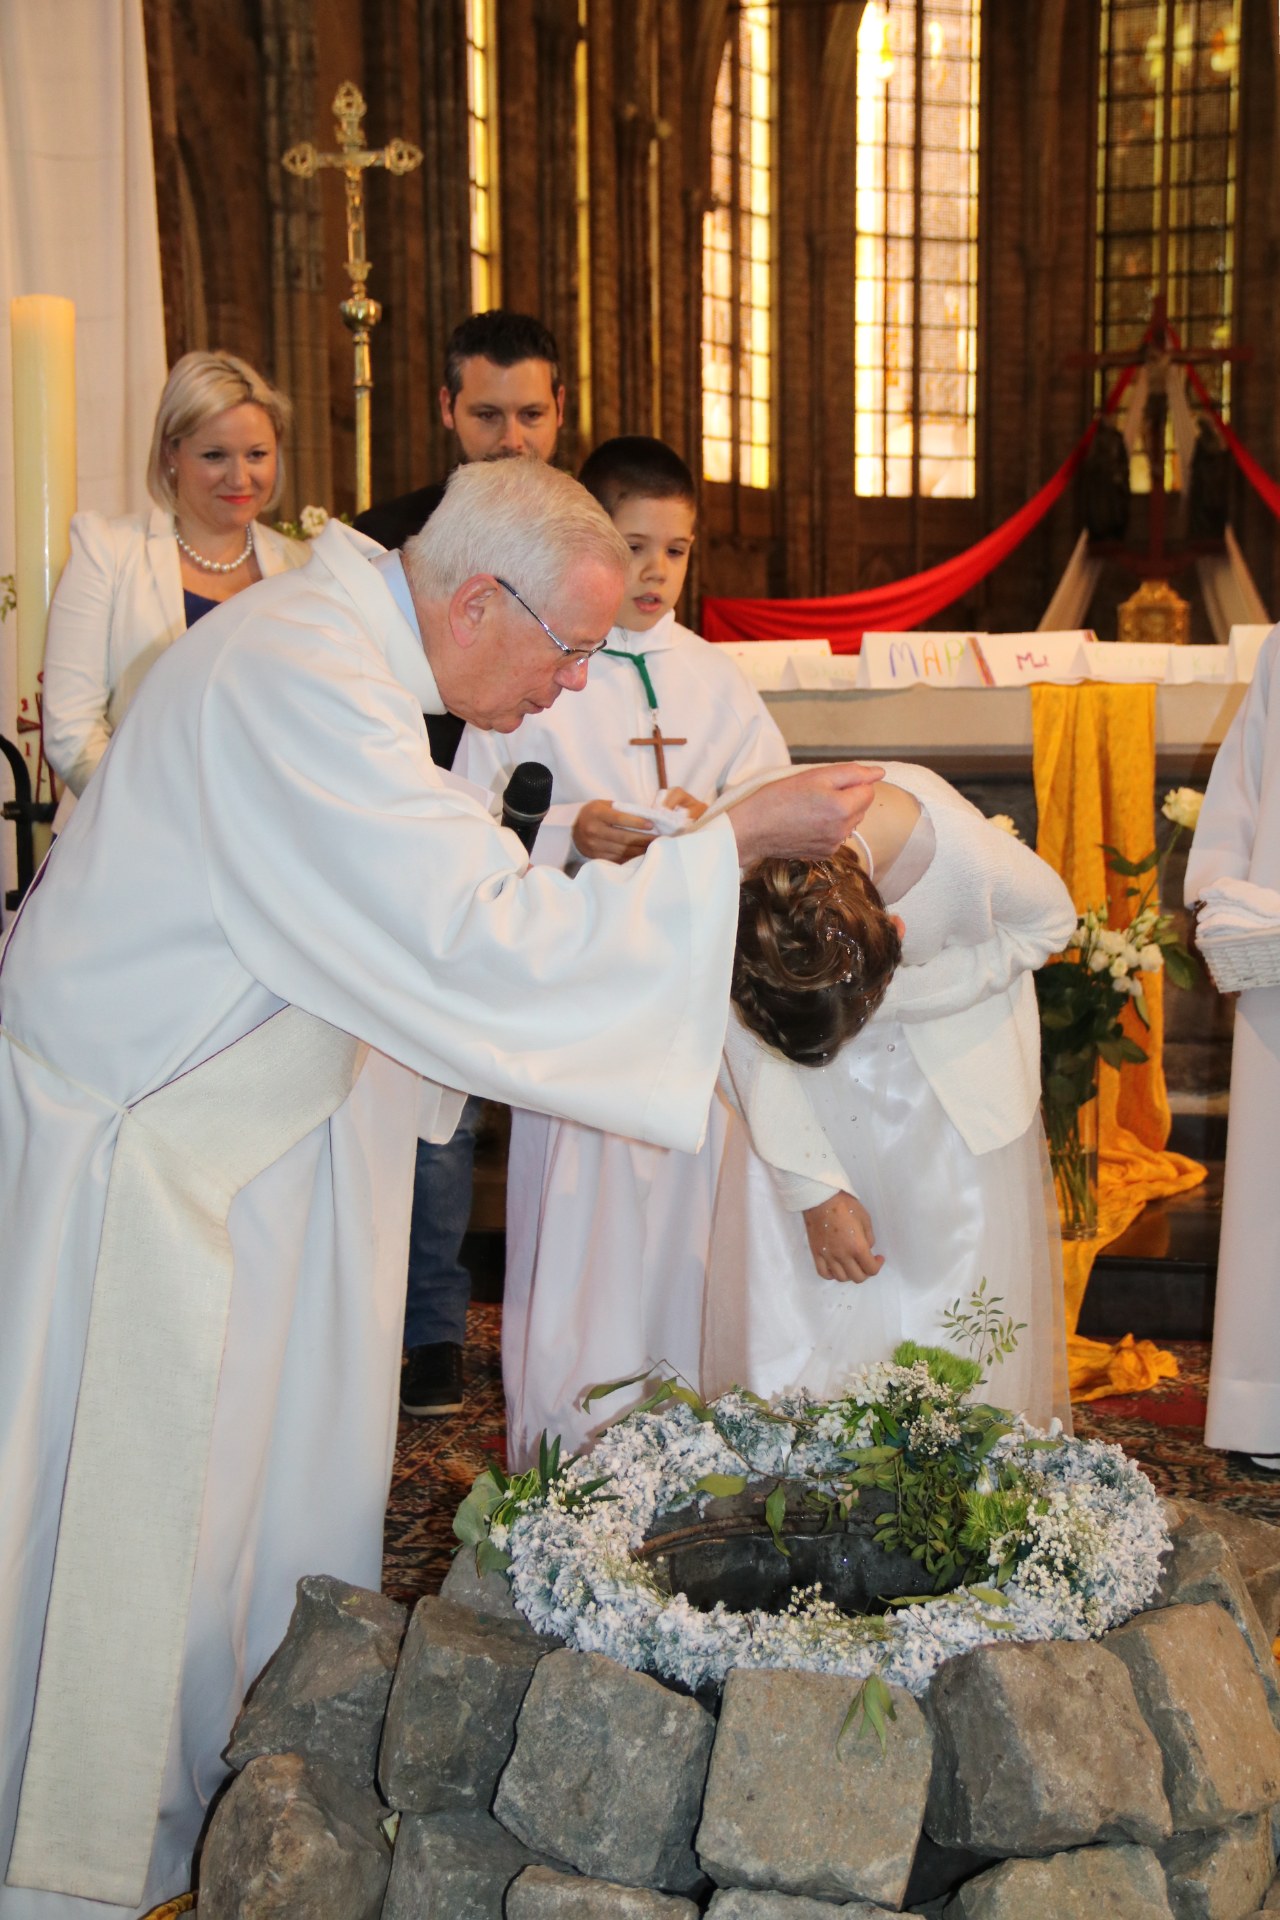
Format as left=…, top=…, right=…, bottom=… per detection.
left=1196, top=877, right=1280, bottom=936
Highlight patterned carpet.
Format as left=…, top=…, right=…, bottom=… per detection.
left=385, top=1304, right=508, bottom=1606
left=382, top=1311, right=1280, bottom=1607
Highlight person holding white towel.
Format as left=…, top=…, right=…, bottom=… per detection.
left=1185, top=621, right=1280, bottom=1470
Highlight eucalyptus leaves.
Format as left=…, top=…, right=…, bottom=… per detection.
left=452, top=1334, right=1168, bottom=1704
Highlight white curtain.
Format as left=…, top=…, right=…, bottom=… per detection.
left=0, top=0, right=166, bottom=916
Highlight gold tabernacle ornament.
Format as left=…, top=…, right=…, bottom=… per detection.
left=281, top=82, right=422, bottom=514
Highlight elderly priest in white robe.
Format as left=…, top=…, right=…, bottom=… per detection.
left=0, top=456, right=879, bottom=1918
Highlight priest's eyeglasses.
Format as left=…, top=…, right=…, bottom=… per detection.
left=494, top=576, right=609, bottom=662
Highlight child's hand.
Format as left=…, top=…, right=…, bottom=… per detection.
left=660, top=786, right=707, bottom=821
left=572, top=799, right=656, bottom=863
left=803, top=1191, right=884, bottom=1284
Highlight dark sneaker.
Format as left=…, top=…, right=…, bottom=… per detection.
left=1228, top=1451, right=1280, bottom=1476
left=400, top=1341, right=465, bottom=1416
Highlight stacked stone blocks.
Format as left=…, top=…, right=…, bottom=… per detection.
left=196, top=1502, right=1280, bottom=1918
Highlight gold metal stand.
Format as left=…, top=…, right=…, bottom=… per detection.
left=282, top=83, right=422, bottom=513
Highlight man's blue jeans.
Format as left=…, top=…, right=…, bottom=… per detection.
left=403, top=1094, right=483, bottom=1350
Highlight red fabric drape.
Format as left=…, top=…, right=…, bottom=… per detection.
left=701, top=332, right=1279, bottom=656
left=1180, top=355, right=1280, bottom=521
left=702, top=436, right=1095, bottom=652
left=704, top=362, right=1147, bottom=653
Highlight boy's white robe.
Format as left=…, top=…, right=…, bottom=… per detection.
left=1185, top=620, right=1280, bottom=1455
left=457, top=612, right=790, bottom=1464
left=0, top=529, right=741, bottom=1916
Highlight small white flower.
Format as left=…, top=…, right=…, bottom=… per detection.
left=1162, top=787, right=1203, bottom=831
left=988, top=814, right=1020, bottom=839
left=299, top=504, right=329, bottom=538
left=1138, top=945, right=1163, bottom=972
left=1090, top=949, right=1112, bottom=972
left=1109, top=956, right=1130, bottom=979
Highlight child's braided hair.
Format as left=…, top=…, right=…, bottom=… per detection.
left=732, top=845, right=902, bottom=1066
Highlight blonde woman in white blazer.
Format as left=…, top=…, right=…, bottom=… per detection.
left=43, top=351, right=307, bottom=804
left=704, top=761, right=1076, bottom=1430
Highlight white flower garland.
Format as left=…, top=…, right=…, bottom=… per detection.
left=470, top=1362, right=1169, bottom=1699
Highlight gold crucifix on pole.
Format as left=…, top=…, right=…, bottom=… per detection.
left=282, top=82, right=422, bottom=514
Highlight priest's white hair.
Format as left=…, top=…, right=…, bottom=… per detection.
left=402, top=456, right=629, bottom=609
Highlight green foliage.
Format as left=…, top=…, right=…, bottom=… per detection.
left=957, top=1487, right=1034, bottom=1573
left=1163, top=944, right=1199, bottom=990
left=1099, top=842, right=1158, bottom=877
left=0, top=574, right=14, bottom=622
left=452, top=1435, right=613, bottom=1576
left=838, top=1364, right=1018, bottom=1594
left=933, top=1282, right=1025, bottom=1379
left=764, top=1482, right=790, bottom=1559
left=838, top=1672, right=898, bottom=1757
left=892, top=1340, right=983, bottom=1394
left=581, top=1369, right=660, bottom=1409
left=1035, top=947, right=1144, bottom=1118
left=581, top=1367, right=714, bottom=1423
left=694, top=1473, right=749, bottom=1498
left=1037, top=824, right=1201, bottom=1151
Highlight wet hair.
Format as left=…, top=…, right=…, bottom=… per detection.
left=578, top=435, right=697, bottom=518
left=732, top=846, right=903, bottom=1066
left=147, top=351, right=291, bottom=514
left=443, top=311, right=562, bottom=401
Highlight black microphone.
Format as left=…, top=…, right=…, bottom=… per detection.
left=501, top=761, right=553, bottom=855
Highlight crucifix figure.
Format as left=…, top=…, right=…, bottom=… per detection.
left=1068, top=299, right=1250, bottom=579
left=282, top=82, right=422, bottom=513
left=628, top=723, right=687, bottom=791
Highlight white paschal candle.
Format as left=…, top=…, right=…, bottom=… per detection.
left=11, top=295, right=76, bottom=811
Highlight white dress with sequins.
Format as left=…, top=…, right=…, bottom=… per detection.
left=703, top=764, right=1075, bottom=1430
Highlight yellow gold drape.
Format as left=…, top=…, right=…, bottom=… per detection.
left=1032, top=682, right=1205, bottom=1400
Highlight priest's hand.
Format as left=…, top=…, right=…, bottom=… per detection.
left=572, top=799, right=657, bottom=864
left=726, top=763, right=883, bottom=867
left=803, top=1191, right=884, bottom=1284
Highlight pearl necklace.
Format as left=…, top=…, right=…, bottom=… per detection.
left=175, top=524, right=254, bottom=574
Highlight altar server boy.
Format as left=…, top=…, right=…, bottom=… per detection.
left=457, top=436, right=791, bottom=1463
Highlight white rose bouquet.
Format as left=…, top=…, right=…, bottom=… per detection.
left=1035, top=793, right=1200, bottom=1235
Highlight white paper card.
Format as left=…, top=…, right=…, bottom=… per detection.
left=1228, top=624, right=1273, bottom=685
left=972, top=632, right=1091, bottom=685
left=717, top=639, right=833, bottom=692
left=1164, top=645, right=1233, bottom=685
left=1083, top=642, right=1171, bottom=683
left=789, top=653, right=863, bottom=690
left=857, top=632, right=986, bottom=689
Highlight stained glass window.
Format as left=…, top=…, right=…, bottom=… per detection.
left=466, top=0, right=500, bottom=312
left=701, top=5, right=773, bottom=489
left=854, top=0, right=980, bottom=499
left=1095, top=0, right=1240, bottom=486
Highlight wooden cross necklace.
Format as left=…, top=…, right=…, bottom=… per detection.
left=602, top=647, right=686, bottom=790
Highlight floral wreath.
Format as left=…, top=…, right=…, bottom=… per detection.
left=455, top=1317, right=1169, bottom=1720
